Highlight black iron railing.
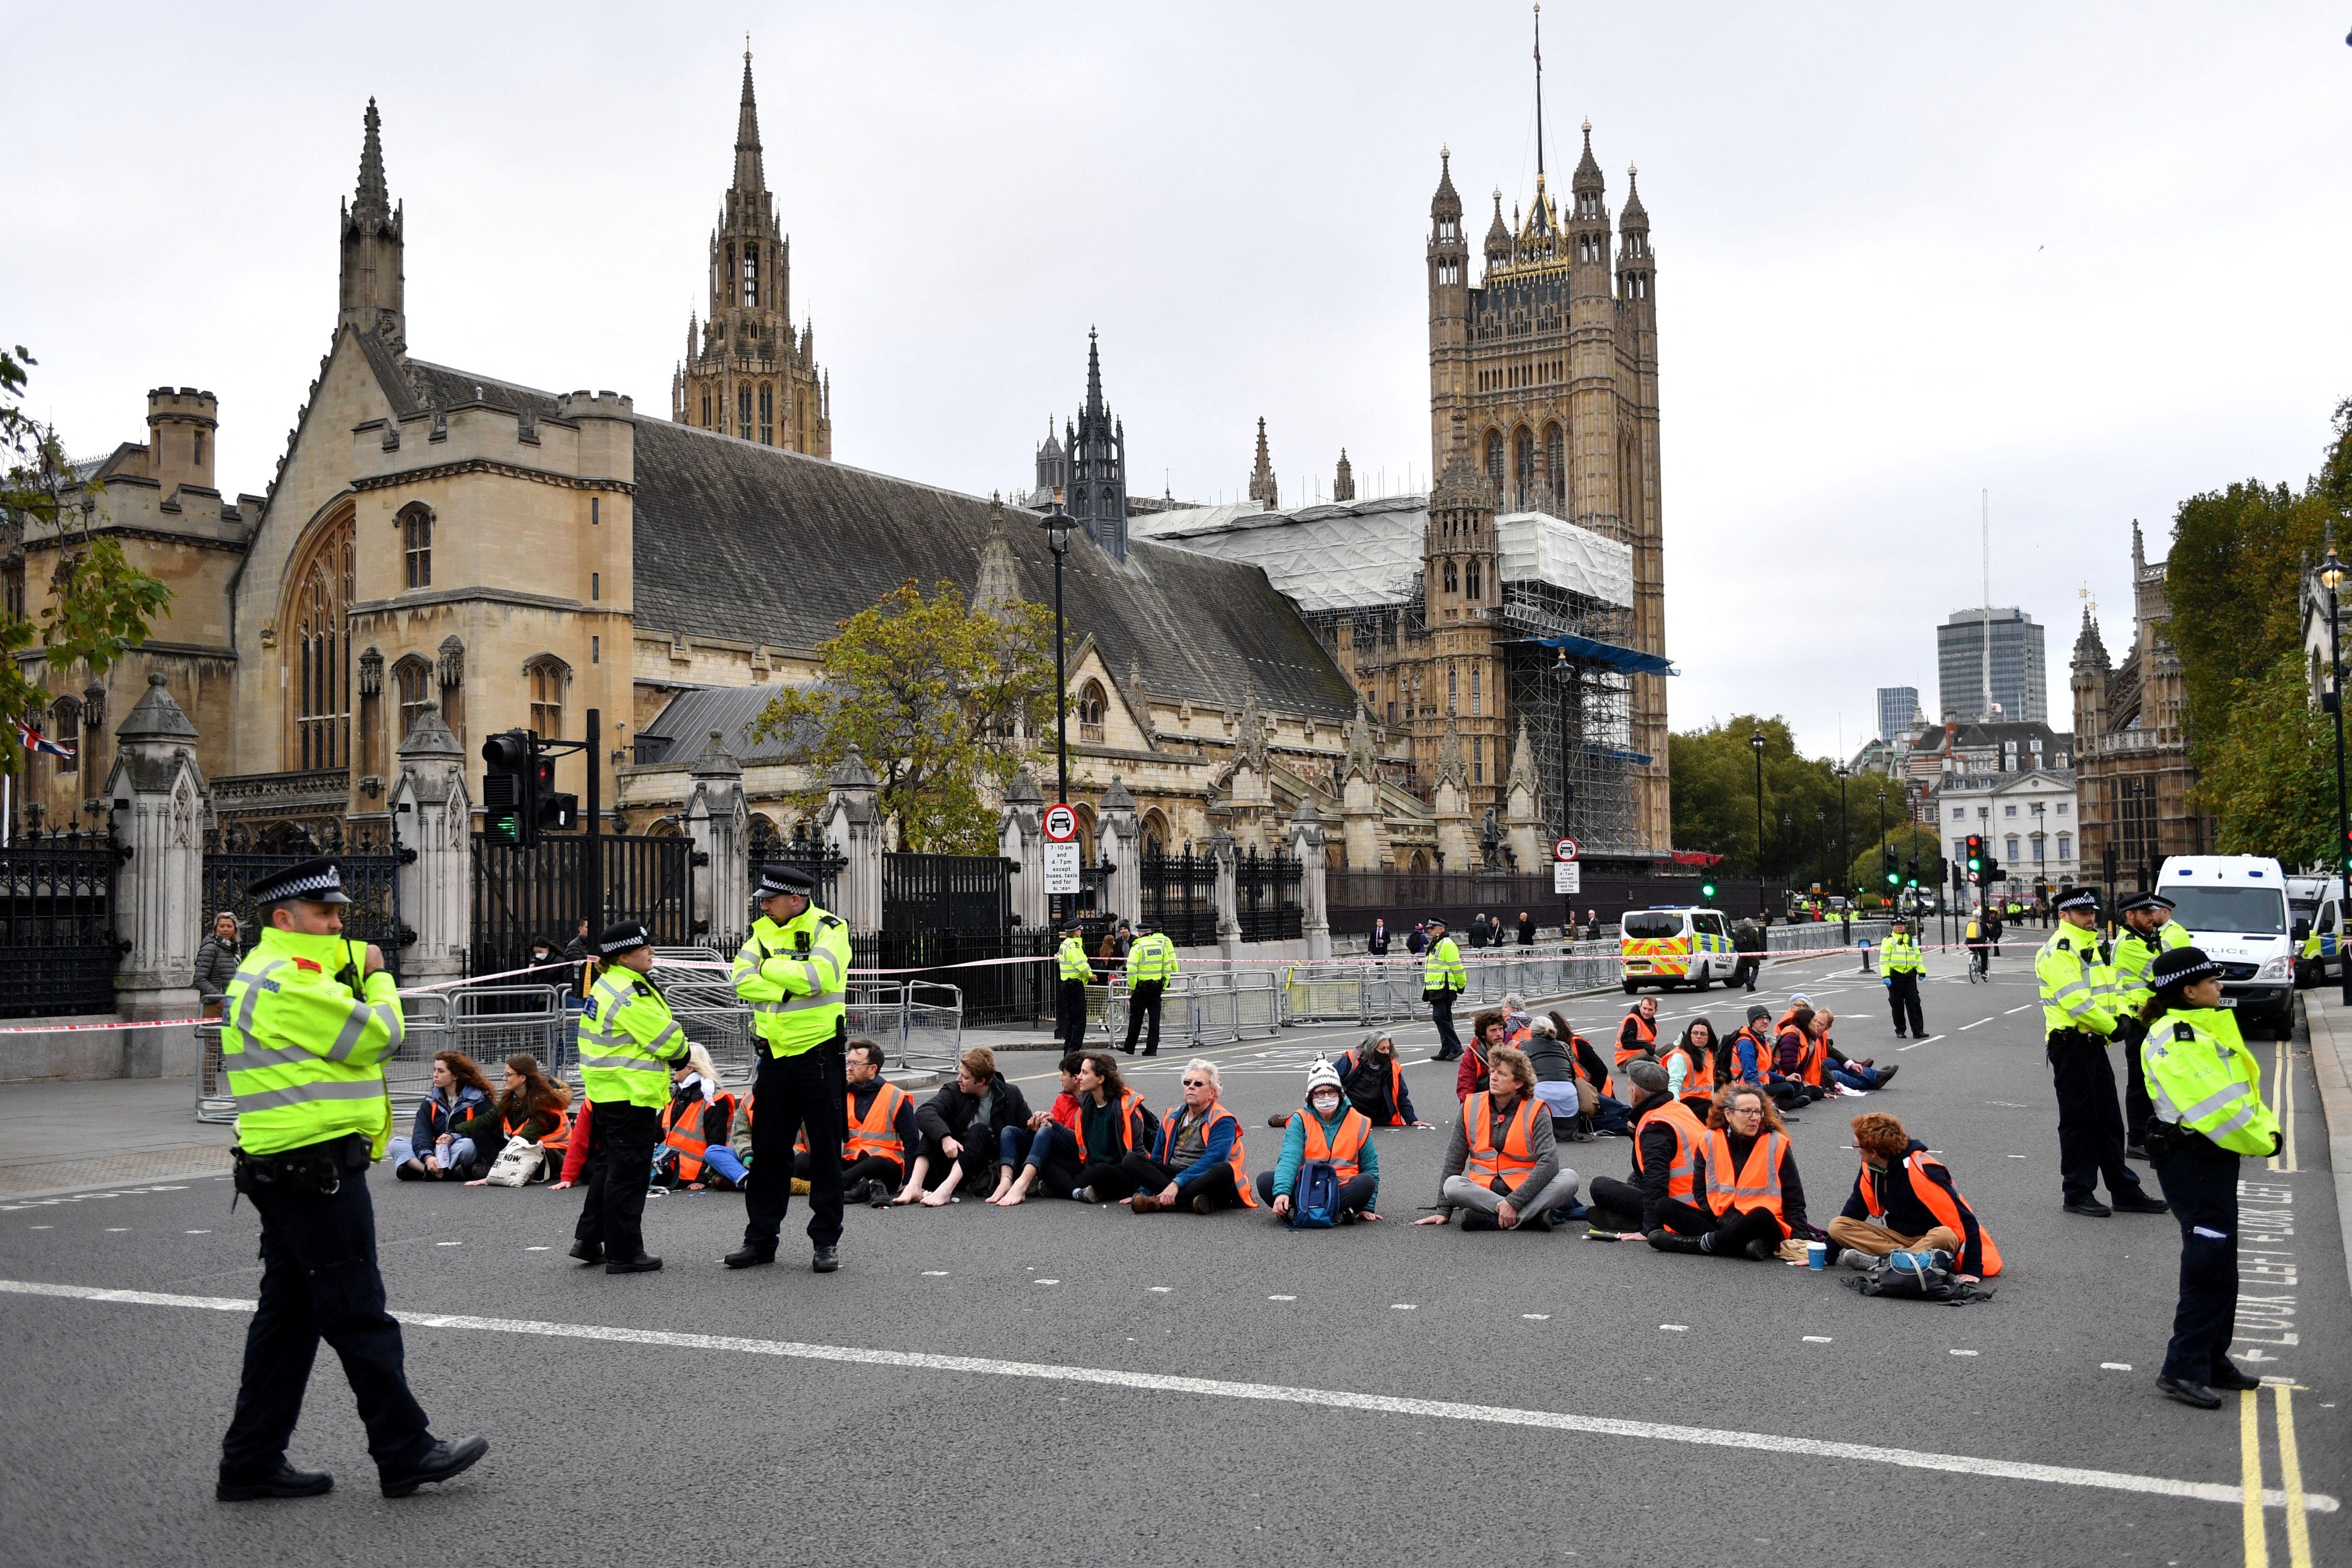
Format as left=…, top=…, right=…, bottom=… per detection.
left=1236, top=847, right=1303, bottom=943
left=1141, top=851, right=1219, bottom=948
left=0, top=828, right=124, bottom=1018
left=471, top=833, right=692, bottom=976
left=202, top=821, right=412, bottom=980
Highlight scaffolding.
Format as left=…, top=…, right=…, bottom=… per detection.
left=1499, top=583, right=1642, bottom=857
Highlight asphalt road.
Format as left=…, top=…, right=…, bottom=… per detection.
left=1, top=950, right=2343, bottom=1568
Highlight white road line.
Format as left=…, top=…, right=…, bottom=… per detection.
left=1950, top=1350, right=1979, bottom=1357
left=1803, top=1336, right=1834, bottom=1344
left=1269, top=1294, right=1296, bottom=1301
left=0, top=1276, right=2326, bottom=1515
left=1524, top=1313, right=1551, bottom=1321
left=921, top=1270, right=950, bottom=1276
left=2006, top=1006, right=2034, bottom=1015
left=186, top=1230, right=210, bottom=1235
left=525, top=1246, right=549, bottom=1252
left=1958, top=1020, right=1989, bottom=1030
left=2101, top=1362, right=2133, bottom=1372
left=1391, top=1303, right=1416, bottom=1310
left=1897, top=1042, right=1923, bottom=1051
left=1034, top=1279, right=1059, bottom=1286
left=1150, top=1286, right=1173, bottom=1293
left=1659, top=1324, right=1688, bottom=1332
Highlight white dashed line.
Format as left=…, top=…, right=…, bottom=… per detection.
left=2101, top=1362, right=2133, bottom=1371
left=1803, top=1336, right=1833, bottom=1344
left=1897, top=1042, right=1923, bottom=1051
left=1524, top=1313, right=1551, bottom=1321
left=1959, top=1020, right=1989, bottom=1030
left=1150, top=1286, right=1173, bottom=1293
left=1660, top=1324, right=1688, bottom=1332
left=29, top=1226, right=49, bottom=1230
left=186, top=1229, right=210, bottom=1235
left=435, top=1241, right=462, bottom=1247
left=1950, top=1350, right=1979, bottom=1357
left=921, top=1270, right=950, bottom=1276
left=2007, top=1155, right=2027, bottom=1159
left=104, top=1228, right=127, bottom=1233
left=2006, top=1005, right=2034, bottom=1014
left=1269, top=1294, right=1296, bottom=1301
left=1034, top=1279, right=1059, bottom=1286
left=1391, top=1304, right=1416, bottom=1311
left=525, top=1246, right=549, bottom=1252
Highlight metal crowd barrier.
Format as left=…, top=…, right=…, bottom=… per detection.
left=195, top=989, right=466, bottom=1124
left=650, top=949, right=759, bottom=1085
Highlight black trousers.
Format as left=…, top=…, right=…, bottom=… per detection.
left=792, top=1150, right=904, bottom=1192
left=1057, top=979, right=1089, bottom=1051
left=1585, top=1173, right=1647, bottom=1230
left=573, top=1099, right=659, bottom=1260
left=1120, top=1151, right=1242, bottom=1210
left=2154, top=1137, right=2242, bottom=1382
left=1649, top=1196, right=1781, bottom=1255
left=1123, top=980, right=1165, bottom=1054
left=2048, top=1031, right=2146, bottom=1204
left=1886, top=972, right=1924, bottom=1036
left=2117, top=1017, right=2154, bottom=1146
left=744, top=1044, right=846, bottom=1249
left=1029, top=1126, right=1135, bottom=1199
left=221, top=1153, right=431, bottom=1478
left=1255, top=1168, right=1377, bottom=1214
left=1430, top=992, right=1461, bottom=1058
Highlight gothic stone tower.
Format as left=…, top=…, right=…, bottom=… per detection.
left=672, top=51, right=832, bottom=458
left=1426, top=118, right=1669, bottom=852
left=1064, top=330, right=1127, bottom=558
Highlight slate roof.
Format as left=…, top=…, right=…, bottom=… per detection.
left=633, top=683, right=807, bottom=765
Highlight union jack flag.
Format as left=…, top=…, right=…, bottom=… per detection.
left=13, top=718, right=74, bottom=759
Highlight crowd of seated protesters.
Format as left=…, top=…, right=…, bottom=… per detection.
left=1329, top=1033, right=1432, bottom=1128
left=459, top=1054, right=572, bottom=1187
left=990, top=1053, right=1084, bottom=1203
left=903, top=1047, right=1034, bottom=1207
left=998, top=1051, right=1158, bottom=1205
left=1416, top=1047, right=1582, bottom=1232
left=1830, top=1111, right=1998, bottom=1281
left=1801, top=1006, right=1897, bottom=1092
left=650, top=1044, right=740, bottom=1191
left=1723, top=1003, right=1812, bottom=1113
left=1585, top=1075, right=1811, bottom=1260
left=1127, top=1059, right=1258, bottom=1214
left=789, top=1038, right=921, bottom=1207
left=1257, top=1059, right=1380, bottom=1221
left=392, top=1050, right=495, bottom=1180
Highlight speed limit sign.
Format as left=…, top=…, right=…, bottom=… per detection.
left=1043, top=803, right=1078, bottom=843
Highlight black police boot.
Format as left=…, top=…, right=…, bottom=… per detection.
left=567, top=1240, right=603, bottom=1265
left=605, top=1253, right=662, bottom=1274
left=812, top=1244, right=840, bottom=1273
left=380, top=1436, right=490, bottom=1499
left=216, top=1460, right=334, bottom=1502
left=2209, top=1360, right=2264, bottom=1392
left=2114, top=1191, right=2170, bottom=1214
left=725, top=1242, right=777, bottom=1269
left=2063, top=1199, right=2113, bottom=1218
left=2156, top=1375, right=2222, bottom=1410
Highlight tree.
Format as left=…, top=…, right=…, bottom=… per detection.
left=2197, top=649, right=2335, bottom=867
left=1846, top=824, right=1945, bottom=902
left=1668, top=715, right=1845, bottom=881
left=0, top=345, right=174, bottom=771
left=750, top=579, right=1059, bottom=853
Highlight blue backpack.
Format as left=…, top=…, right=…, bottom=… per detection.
left=1289, top=1160, right=1343, bottom=1229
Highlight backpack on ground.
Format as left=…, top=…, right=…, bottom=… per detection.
left=1288, top=1160, right=1343, bottom=1229
left=1844, top=1247, right=1993, bottom=1304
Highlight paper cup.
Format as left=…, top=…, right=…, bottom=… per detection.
left=1806, top=1241, right=1828, bottom=1270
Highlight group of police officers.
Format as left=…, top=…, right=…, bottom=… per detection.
left=207, top=853, right=2289, bottom=1504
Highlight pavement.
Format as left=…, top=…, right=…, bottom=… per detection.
left=0, top=953, right=2344, bottom=1567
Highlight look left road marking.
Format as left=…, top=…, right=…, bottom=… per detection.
left=2, top=1276, right=2336, bottom=1516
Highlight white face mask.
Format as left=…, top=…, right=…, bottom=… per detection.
left=1311, top=1091, right=1341, bottom=1116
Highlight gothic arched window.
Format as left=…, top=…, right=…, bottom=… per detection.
left=1078, top=681, right=1106, bottom=743
left=1544, top=423, right=1565, bottom=499
left=758, top=383, right=773, bottom=445
left=1484, top=429, right=1504, bottom=486
left=50, top=696, right=79, bottom=775
left=286, top=508, right=354, bottom=771
left=737, top=385, right=752, bottom=441
left=700, top=392, right=712, bottom=429
left=743, top=244, right=760, bottom=308
left=399, top=503, right=432, bottom=589
left=1442, top=560, right=1458, bottom=594
left=393, top=655, right=432, bottom=744
left=1465, top=560, right=1482, bottom=601
left=525, top=654, right=570, bottom=740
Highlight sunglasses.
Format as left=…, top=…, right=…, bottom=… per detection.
left=1181, top=1078, right=1209, bottom=1088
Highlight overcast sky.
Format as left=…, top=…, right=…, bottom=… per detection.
left=11, top=2, right=2350, bottom=762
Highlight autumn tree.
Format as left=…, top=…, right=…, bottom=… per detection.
left=752, top=579, right=1059, bottom=853
left=2196, top=650, right=2334, bottom=866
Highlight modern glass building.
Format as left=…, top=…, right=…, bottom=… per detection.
left=1938, top=608, right=2045, bottom=724
left=1876, top=685, right=1919, bottom=741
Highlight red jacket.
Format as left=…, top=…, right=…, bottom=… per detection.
left=1048, top=1091, right=1082, bottom=1132
left=1456, top=1040, right=1489, bottom=1103
left=559, top=1099, right=594, bottom=1185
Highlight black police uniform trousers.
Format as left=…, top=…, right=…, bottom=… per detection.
left=1886, top=971, right=1924, bottom=1036
left=2047, top=1029, right=2148, bottom=1204
left=1430, top=990, right=1462, bottom=1059
left=2153, top=1134, right=2241, bottom=1383
left=1057, top=978, right=1088, bottom=1051
left=744, top=1039, right=846, bottom=1250
left=573, top=1097, right=660, bottom=1259
left=221, top=1144, right=432, bottom=1479
left=2116, top=1015, right=2155, bottom=1146
left=1123, top=979, right=1164, bottom=1054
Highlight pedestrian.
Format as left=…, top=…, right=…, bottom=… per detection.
left=1516, top=909, right=1535, bottom=947
left=1367, top=917, right=1391, bottom=956
left=1730, top=916, right=1765, bottom=990
left=2036, top=887, right=2168, bottom=1219
left=1881, top=917, right=1926, bottom=1038
left=2109, top=891, right=2171, bottom=1159
left=727, top=862, right=854, bottom=1273
left=214, top=856, right=486, bottom=1503
left=1423, top=917, right=1466, bottom=1060
left=1407, top=921, right=1429, bottom=958
left=195, top=910, right=241, bottom=1019
left=1054, top=918, right=1092, bottom=1053
left=562, top=917, right=595, bottom=995
left=1122, top=919, right=1177, bottom=1057
left=1585, top=908, right=1602, bottom=940
left=572, top=921, right=690, bottom=1271
left=1985, top=904, right=2004, bottom=963
left=2138, top=945, right=2280, bottom=1408
left=1468, top=912, right=1491, bottom=950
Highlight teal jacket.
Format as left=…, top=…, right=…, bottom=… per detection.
left=1270, top=1105, right=1379, bottom=1205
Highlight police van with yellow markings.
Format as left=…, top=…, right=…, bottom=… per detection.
left=1619, top=906, right=1737, bottom=994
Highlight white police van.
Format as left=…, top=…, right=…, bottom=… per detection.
left=2156, top=855, right=2295, bottom=1037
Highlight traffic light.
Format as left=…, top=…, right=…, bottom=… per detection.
left=1883, top=868, right=1900, bottom=888
left=482, top=730, right=536, bottom=845
left=1981, top=853, right=2003, bottom=888
left=1700, top=878, right=1717, bottom=901
left=1906, top=857, right=1919, bottom=889
left=1964, top=834, right=1984, bottom=885
left=2341, top=825, right=2352, bottom=875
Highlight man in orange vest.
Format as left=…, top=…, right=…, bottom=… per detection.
left=1415, top=1047, right=1581, bottom=1231
left=1830, top=1112, right=1999, bottom=1282
left=1615, top=995, right=1661, bottom=1070
left=793, top=1039, right=917, bottom=1208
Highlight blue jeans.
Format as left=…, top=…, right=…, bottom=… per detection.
left=999, top=1125, right=1040, bottom=1169
left=701, top=1145, right=749, bottom=1185
left=1831, top=1066, right=1881, bottom=1091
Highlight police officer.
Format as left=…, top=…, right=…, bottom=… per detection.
left=570, top=920, right=688, bottom=1273
left=2151, top=891, right=2193, bottom=951
left=2035, top=887, right=2169, bottom=1219
left=728, top=864, right=853, bottom=1272
left=2139, top=944, right=2280, bottom=1408
left=1055, top=918, right=1092, bottom=1052
left=1122, top=919, right=1179, bottom=1057
left=216, top=857, right=486, bottom=1502
left=2110, top=891, right=2174, bottom=1159
left=1424, top=916, right=1466, bottom=1060
left=1881, top=917, right=1927, bottom=1038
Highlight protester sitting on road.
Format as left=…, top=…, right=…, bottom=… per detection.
left=195, top=910, right=241, bottom=1018
left=777, top=1038, right=916, bottom=1207
left=992, top=1054, right=1084, bottom=1201
left=461, top=1053, right=572, bottom=1187
left=652, top=1044, right=739, bottom=1190
left=550, top=1099, right=592, bottom=1190
left=1540, top=1011, right=1634, bottom=1135
left=904, top=1047, right=1034, bottom=1208
left=1585, top=1060, right=1711, bottom=1236
left=392, top=1051, right=494, bottom=1180
left=1458, top=1009, right=1506, bottom=1101
left=1332, top=1033, right=1431, bottom=1128
left=1616, top=995, right=1662, bottom=1072
left=1415, top=1047, right=1582, bottom=1232
left=1663, top=1019, right=1717, bottom=1112
left=1521, top=1016, right=1593, bottom=1134
left=1645, top=1082, right=1811, bottom=1260
left=997, top=1050, right=1156, bottom=1205
left=1808, top=1008, right=1897, bottom=1093
left=1726, top=1004, right=1808, bottom=1114
left=1829, top=1111, right=1999, bottom=1281
left=1499, top=993, right=1535, bottom=1048
left=1124, top=1059, right=1258, bottom=1214
left=1256, top=1059, right=1381, bottom=1221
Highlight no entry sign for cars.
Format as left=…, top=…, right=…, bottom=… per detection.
left=1044, top=803, right=1078, bottom=843
left=1553, top=836, right=1580, bottom=862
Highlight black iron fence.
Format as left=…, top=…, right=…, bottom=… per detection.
left=472, top=833, right=692, bottom=976
left=1236, top=848, right=1303, bottom=943
left=1141, top=850, right=1219, bottom=947
left=769, top=830, right=845, bottom=915
left=1326, top=867, right=1789, bottom=936
left=202, top=822, right=412, bottom=980
left=851, top=925, right=1054, bottom=1026
left=883, top=852, right=1009, bottom=933
left=0, top=828, right=123, bottom=1018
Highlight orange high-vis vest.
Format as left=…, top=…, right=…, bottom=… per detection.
left=1074, top=1088, right=1150, bottom=1163
left=1859, top=1151, right=2003, bottom=1276
left=1704, top=1127, right=1792, bottom=1240
left=1154, top=1101, right=1260, bottom=1207
left=506, top=1100, right=571, bottom=1150
left=843, top=1082, right=910, bottom=1163
left=1297, top=1105, right=1373, bottom=1182
left=1633, top=1096, right=1708, bottom=1206
left=1673, top=1038, right=1716, bottom=1103
left=1461, top=1091, right=1543, bottom=1188
left=1616, top=1011, right=1659, bottom=1067
left=1796, top=1034, right=1828, bottom=1087
left=662, top=1089, right=738, bottom=1184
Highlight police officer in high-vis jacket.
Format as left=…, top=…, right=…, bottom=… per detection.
left=2139, top=944, right=2281, bottom=1409
left=728, top=864, right=853, bottom=1272
left=1055, top=919, right=1092, bottom=1052
left=216, top=858, right=486, bottom=1503
left=1122, top=919, right=1179, bottom=1057
left=1880, top=917, right=1927, bottom=1038
left=570, top=920, right=689, bottom=1273
left=2035, top=887, right=2168, bottom=1219
left=2110, top=890, right=2183, bottom=1158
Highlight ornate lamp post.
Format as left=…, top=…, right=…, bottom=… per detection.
left=2320, top=526, right=2349, bottom=1005
left=1749, top=727, right=1767, bottom=916
left=1833, top=763, right=1850, bottom=894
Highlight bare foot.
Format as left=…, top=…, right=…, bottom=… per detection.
left=463, top=1178, right=488, bottom=1187
left=919, top=1189, right=953, bottom=1207
left=891, top=1188, right=920, bottom=1206
left=998, top=1186, right=1028, bottom=1207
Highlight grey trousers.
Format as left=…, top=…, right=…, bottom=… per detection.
left=1442, top=1169, right=1580, bottom=1225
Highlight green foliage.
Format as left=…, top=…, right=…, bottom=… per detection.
left=752, top=579, right=1059, bottom=854
left=1846, top=825, right=1945, bottom=896
left=2197, top=649, right=2336, bottom=867
left=0, top=344, right=175, bottom=773
left=1668, top=715, right=1863, bottom=884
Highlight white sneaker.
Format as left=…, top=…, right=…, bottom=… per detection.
left=1839, top=1248, right=1877, bottom=1271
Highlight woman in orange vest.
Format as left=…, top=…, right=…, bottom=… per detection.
left=1831, top=1112, right=1999, bottom=1280
left=1000, top=1051, right=1155, bottom=1205
left=1647, top=1083, right=1813, bottom=1260
left=653, top=1044, right=739, bottom=1191
left=1807, top=1008, right=1899, bottom=1093
left=1665, top=1020, right=1717, bottom=1114
left=1415, top=1047, right=1581, bottom=1231
left=1125, top=1058, right=1258, bottom=1214
left=1256, top=1059, right=1381, bottom=1220
left=461, top=1053, right=572, bottom=1187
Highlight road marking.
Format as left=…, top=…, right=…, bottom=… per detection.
left=1660, top=1324, right=1688, bottom=1332
left=185, top=1230, right=210, bottom=1234
left=1950, top=1350, right=1978, bottom=1357
left=2243, top=1389, right=2269, bottom=1568
left=435, top=1241, right=462, bottom=1247
left=1, top=1275, right=2330, bottom=1515
left=921, top=1270, right=949, bottom=1276
left=2277, top=1384, right=2313, bottom=1568
left=1803, top=1336, right=1833, bottom=1344
left=1391, top=1303, right=1415, bottom=1310
left=1897, top=1042, right=1923, bottom=1051
left=1149, top=1286, right=1173, bottom=1293
left=29, top=1225, right=49, bottom=1230
left=1958, top=1020, right=1989, bottom=1031
left=1523, top=1314, right=1551, bottom=1321
left=104, top=1228, right=127, bottom=1233
left=525, top=1246, right=549, bottom=1252
left=2006, top=1005, right=2033, bottom=1014
left=2102, top=1362, right=2132, bottom=1371
left=1268, top=1294, right=1296, bottom=1301
left=2008, top=1155, right=2027, bottom=1159
left=1034, top=1279, right=1059, bottom=1286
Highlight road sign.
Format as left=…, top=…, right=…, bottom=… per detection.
left=1044, top=841, right=1081, bottom=895
left=1553, top=836, right=1580, bottom=863
left=1553, top=862, right=1581, bottom=895
left=1043, top=803, right=1078, bottom=844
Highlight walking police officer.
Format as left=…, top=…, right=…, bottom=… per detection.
left=1122, top=919, right=1178, bottom=1057
left=1881, top=916, right=1927, bottom=1038
left=1424, top=916, right=1466, bottom=1061
left=728, top=864, right=852, bottom=1272
left=570, top=920, right=689, bottom=1273
left=2139, top=944, right=2279, bottom=1408
left=2035, top=887, right=2168, bottom=1219
left=216, top=857, right=486, bottom=1502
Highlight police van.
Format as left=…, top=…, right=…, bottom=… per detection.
left=2291, top=875, right=2345, bottom=988
left=1619, top=906, right=1737, bottom=994
left=2156, top=856, right=2295, bottom=1037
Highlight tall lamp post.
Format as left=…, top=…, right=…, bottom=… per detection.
left=1876, top=786, right=1888, bottom=904
left=1834, top=764, right=1850, bottom=895
left=1814, top=805, right=1827, bottom=893
left=1749, top=727, right=1767, bottom=918
left=2320, top=527, right=2350, bottom=1006
left=1041, top=491, right=1074, bottom=927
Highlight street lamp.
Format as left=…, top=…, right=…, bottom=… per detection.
left=1749, top=727, right=1767, bottom=917
left=1814, top=804, right=1827, bottom=891
left=2321, top=525, right=2349, bottom=1006
left=1040, top=489, right=1074, bottom=808
left=1834, top=763, right=1850, bottom=894
left=1876, top=785, right=1888, bottom=904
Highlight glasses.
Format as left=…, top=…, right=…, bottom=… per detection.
left=1181, top=1078, right=1209, bottom=1088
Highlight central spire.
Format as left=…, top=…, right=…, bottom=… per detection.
left=734, top=45, right=765, bottom=195
left=355, top=97, right=390, bottom=220
left=1085, top=326, right=1104, bottom=416
left=1532, top=4, right=1547, bottom=187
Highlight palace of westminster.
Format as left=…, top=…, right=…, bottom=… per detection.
left=10, top=46, right=1673, bottom=876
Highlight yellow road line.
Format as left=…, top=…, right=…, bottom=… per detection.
left=2275, top=1384, right=2312, bottom=1568
left=2243, top=1388, right=2270, bottom=1568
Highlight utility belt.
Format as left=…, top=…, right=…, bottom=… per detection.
left=231, top=1133, right=373, bottom=1201
left=2141, top=1119, right=2217, bottom=1164
left=2046, top=1027, right=2108, bottom=1049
